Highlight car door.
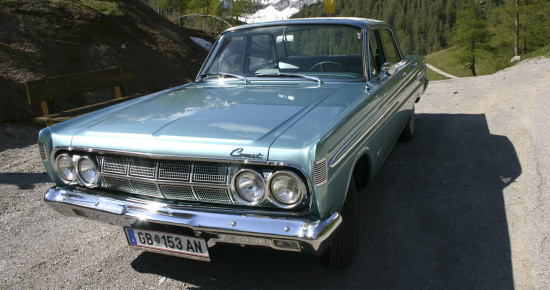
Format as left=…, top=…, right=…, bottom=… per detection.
left=368, top=28, right=416, bottom=153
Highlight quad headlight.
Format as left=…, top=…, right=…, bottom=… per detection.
left=234, top=170, right=266, bottom=205
left=233, top=169, right=307, bottom=209
left=55, top=154, right=77, bottom=183
left=269, top=171, right=305, bottom=208
left=77, top=156, right=100, bottom=186
left=55, top=153, right=100, bottom=187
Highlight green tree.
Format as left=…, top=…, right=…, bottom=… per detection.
left=451, top=0, right=492, bottom=76
left=228, top=0, right=261, bottom=24
left=492, top=0, right=550, bottom=57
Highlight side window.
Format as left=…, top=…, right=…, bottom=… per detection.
left=248, top=34, right=277, bottom=70
left=368, top=30, right=382, bottom=77
left=379, top=29, right=401, bottom=64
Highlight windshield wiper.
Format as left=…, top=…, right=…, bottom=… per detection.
left=255, top=73, right=322, bottom=84
left=198, top=72, right=249, bottom=83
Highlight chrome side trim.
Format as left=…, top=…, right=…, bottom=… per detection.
left=45, top=186, right=341, bottom=255
left=329, top=100, right=399, bottom=168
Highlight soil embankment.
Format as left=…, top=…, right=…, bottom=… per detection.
left=0, top=0, right=212, bottom=122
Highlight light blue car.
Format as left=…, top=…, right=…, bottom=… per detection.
left=40, top=17, right=428, bottom=267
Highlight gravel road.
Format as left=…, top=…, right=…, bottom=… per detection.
left=1, top=58, right=549, bottom=289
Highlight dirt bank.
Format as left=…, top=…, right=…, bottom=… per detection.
left=0, top=0, right=212, bottom=122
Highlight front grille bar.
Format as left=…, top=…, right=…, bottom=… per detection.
left=98, top=155, right=234, bottom=204
left=99, top=155, right=228, bottom=184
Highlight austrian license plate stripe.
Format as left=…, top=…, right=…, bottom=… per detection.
left=124, top=228, right=209, bottom=259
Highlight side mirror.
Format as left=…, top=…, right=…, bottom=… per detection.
left=382, top=62, right=396, bottom=75
left=276, top=34, right=294, bottom=43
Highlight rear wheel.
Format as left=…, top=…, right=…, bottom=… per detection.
left=398, top=106, right=415, bottom=142
left=321, top=177, right=359, bottom=268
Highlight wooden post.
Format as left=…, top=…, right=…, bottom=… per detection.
left=114, top=85, right=125, bottom=99
left=40, top=100, right=55, bottom=126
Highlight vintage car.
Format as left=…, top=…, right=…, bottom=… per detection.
left=40, top=17, right=428, bottom=267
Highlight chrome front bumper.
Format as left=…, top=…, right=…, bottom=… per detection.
left=44, top=187, right=341, bottom=255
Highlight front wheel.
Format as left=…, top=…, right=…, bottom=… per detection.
left=398, top=106, right=415, bottom=142
left=321, top=177, right=359, bottom=268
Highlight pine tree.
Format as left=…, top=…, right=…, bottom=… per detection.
left=451, top=0, right=492, bottom=76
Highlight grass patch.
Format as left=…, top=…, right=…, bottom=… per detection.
left=426, top=49, right=473, bottom=77
left=78, top=0, right=123, bottom=16
left=426, top=47, right=512, bottom=77
left=426, top=68, right=450, bottom=81
left=522, top=43, right=550, bottom=60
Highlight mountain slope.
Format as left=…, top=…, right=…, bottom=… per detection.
left=0, top=0, right=211, bottom=122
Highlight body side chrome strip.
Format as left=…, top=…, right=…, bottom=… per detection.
left=329, top=100, right=399, bottom=168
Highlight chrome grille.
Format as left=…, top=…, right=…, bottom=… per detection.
left=158, top=160, right=192, bottom=181
left=100, top=155, right=228, bottom=184
left=129, top=158, right=156, bottom=178
left=160, top=185, right=195, bottom=200
left=103, top=176, right=133, bottom=193
left=99, top=154, right=233, bottom=205
left=102, top=155, right=129, bottom=174
left=195, top=187, right=233, bottom=204
left=131, top=180, right=162, bottom=197
left=38, top=143, right=47, bottom=162
left=193, top=162, right=227, bottom=184
left=94, top=154, right=309, bottom=208
left=312, top=158, right=328, bottom=187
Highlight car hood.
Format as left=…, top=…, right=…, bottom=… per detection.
left=68, top=83, right=345, bottom=159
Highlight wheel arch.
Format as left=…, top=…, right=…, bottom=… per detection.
left=352, top=152, right=373, bottom=191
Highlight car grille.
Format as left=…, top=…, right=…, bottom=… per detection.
left=98, top=154, right=235, bottom=204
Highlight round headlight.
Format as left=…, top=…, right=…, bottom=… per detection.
left=77, top=156, right=100, bottom=187
left=234, top=170, right=265, bottom=205
left=55, top=154, right=76, bottom=183
left=270, top=171, right=305, bottom=208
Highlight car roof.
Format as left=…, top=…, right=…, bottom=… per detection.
left=224, top=17, right=386, bottom=32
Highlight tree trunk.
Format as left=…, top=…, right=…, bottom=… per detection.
left=522, top=26, right=527, bottom=54
left=515, top=0, right=520, bottom=56
left=471, top=39, right=477, bottom=77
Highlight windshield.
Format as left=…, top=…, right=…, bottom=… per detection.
left=200, top=24, right=364, bottom=81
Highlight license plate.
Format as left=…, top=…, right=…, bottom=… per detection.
left=124, top=228, right=209, bottom=261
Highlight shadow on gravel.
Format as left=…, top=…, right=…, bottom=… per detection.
left=131, top=113, right=518, bottom=289
left=0, top=173, right=51, bottom=189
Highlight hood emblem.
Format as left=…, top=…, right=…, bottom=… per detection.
left=230, top=148, right=263, bottom=159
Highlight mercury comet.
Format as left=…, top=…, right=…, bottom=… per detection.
left=39, top=17, right=429, bottom=267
